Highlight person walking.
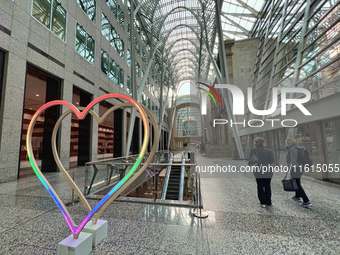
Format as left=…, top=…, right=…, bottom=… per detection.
left=249, top=137, right=274, bottom=208
left=286, top=138, right=312, bottom=208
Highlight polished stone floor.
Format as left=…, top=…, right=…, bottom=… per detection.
left=0, top=154, right=339, bottom=254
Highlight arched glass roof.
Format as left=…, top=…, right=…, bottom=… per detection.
left=135, top=0, right=265, bottom=91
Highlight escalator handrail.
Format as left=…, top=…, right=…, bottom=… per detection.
left=161, top=157, right=173, bottom=199
left=178, top=152, right=186, bottom=201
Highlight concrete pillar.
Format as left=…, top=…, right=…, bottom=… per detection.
left=0, top=53, right=26, bottom=182
left=59, top=81, right=73, bottom=170
left=90, top=103, right=99, bottom=162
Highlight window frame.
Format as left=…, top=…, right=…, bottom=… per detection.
left=75, top=23, right=95, bottom=65
left=31, top=0, right=67, bottom=42
left=76, top=0, right=96, bottom=24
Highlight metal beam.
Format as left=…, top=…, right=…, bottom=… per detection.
left=223, top=30, right=248, bottom=36
left=262, top=0, right=289, bottom=120
left=156, top=66, right=165, bottom=151
left=125, top=39, right=157, bottom=156
left=234, top=0, right=260, bottom=18
left=222, top=14, right=250, bottom=36
left=167, top=106, right=177, bottom=150
left=215, top=0, right=245, bottom=159
left=134, top=0, right=144, bottom=17
left=222, top=12, right=256, bottom=18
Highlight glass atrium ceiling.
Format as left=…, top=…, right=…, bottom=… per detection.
left=135, top=0, right=265, bottom=91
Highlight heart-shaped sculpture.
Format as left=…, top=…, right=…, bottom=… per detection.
left=50, top=102, right=158, bottom=221
left=26, top=94, right=157, bottom=238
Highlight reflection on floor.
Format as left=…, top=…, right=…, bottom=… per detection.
left=0, top=154, right=339, bottom=254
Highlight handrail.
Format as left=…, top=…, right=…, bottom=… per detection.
left=84, top=150, right=198, bottom=202
left=84, top=150, right=170, bottom=195
left=161, top=157, right=173, bottom=199
left=178, top=152, right=186, bottom=201
left=193, top=166, right=208, bottom=218
left=85, top=154, right=141, bottom=165
left=85, top=150, right=170, bottom=166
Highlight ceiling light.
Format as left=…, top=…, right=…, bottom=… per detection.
left=76, top=102, right=79, bottom=105
left=36, top=94, right=39, bottom=97
left=29, top=108, right=32, bottom=110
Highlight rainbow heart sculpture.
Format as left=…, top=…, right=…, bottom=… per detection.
left=26, top=94, right=157, bottom=239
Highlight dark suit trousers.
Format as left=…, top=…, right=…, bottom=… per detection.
left=256, top=178, right=272, bottom=205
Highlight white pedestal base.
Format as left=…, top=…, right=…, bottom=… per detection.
left=83, top=219, right=108, bottom=246
left=57, top=232, right=92, bottom=255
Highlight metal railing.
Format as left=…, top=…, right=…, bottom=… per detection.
left=178, top=152, right=186, bottom=201
left=192, top=172, right=208, bottom=218
left=83, top=150, right=199, bottom=203
left=84, top=151, right=169, bottom=195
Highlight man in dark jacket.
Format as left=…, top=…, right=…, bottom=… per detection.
left=286, top=138, right=312, bottom=208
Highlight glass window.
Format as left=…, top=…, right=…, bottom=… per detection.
left=109, top=58, right=117, bottom=83
left=75, top=24, right=86, bottom=58
left=147, top=98, right=151, bottom=109
left=119, top=68, right=124, bottom=89
left=32, top=0, right=51, bottom=28
left=127, top=24, right=131, bottom=40
left=135, top=18, right=140, bottom=34
left=102, top=14, right=124, bottom=60
left=106, top=0, right=117, bottom=18
left=115, top=64, right=120, bottom=83
left=110, top=28, right=118, bottom=51
left=101, top=13, right=111, bottom=41
left=136, top=62, right=140, bottom=77
left=86, top=36, right=95, bottom=64
left=127, top=76, right=131, bottom=95
left=116, top=38, right=124, bottom=59
left=32, top=0, right=66, bottom=41
left=77, top=0, right=96, bottom=24
left=101, top=50, right=109, bottom=75
left=135, top=37, right=140, bottom=55
left=76, top=23, right=95, bottom=64
left=127, top=49, right=131, bottom=67
left=101, top=49, right=123, bottom=85
left=117, top=5, right=124, bottom=30
left=142, top=92, right=146, bottom=106
left=127, top=0, right=131, bottom=15
left=51, top=0, right=66, bottom=40
left=142, top=49, right=146, bottom=65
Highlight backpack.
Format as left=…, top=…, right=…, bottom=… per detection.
left=297, top=148, right=313, bottom=167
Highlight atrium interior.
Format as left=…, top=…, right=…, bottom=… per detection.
left=0, top=0, right=340, bottom=254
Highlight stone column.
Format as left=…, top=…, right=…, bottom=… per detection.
left=90, top=103, right=99, bottom=162
left=59, top=80, right=72, bottom=170
left=0, top=54, right=27, bottom=182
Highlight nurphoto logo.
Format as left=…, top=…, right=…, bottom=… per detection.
left=198, top=83, right=312, bottom=128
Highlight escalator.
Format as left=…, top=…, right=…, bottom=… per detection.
left=165, top=165, right=181, bottom=200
